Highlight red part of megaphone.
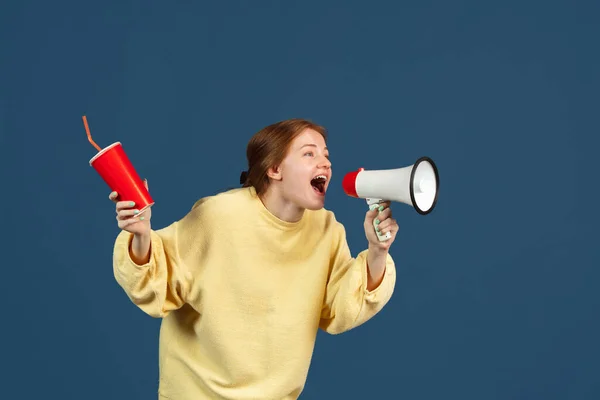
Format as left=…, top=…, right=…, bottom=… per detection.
left=341, top=167, right=364, bottom=198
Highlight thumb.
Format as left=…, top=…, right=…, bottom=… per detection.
left=365, top=206, right=379, bottom=222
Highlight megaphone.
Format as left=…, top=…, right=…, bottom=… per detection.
left=342, top=156, right=440, bottom=241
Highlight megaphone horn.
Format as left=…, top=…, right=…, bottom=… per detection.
left=342, top=157, right=440, bottom=241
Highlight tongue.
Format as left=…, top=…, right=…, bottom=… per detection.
left=312, top=182, right=324, bottom=193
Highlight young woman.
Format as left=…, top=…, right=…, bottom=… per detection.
left=110, top=118, right=399, bottom=400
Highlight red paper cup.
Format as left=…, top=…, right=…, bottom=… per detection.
left=89, top=142, right=154, bottom=215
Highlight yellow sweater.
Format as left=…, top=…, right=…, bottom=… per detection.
left=113, top=186, right=396, bottom=400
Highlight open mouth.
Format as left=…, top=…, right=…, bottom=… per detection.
left=310, top=175, right=328, bottom=195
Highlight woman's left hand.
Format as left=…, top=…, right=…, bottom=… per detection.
left=363, top=201, right=399, bottom=251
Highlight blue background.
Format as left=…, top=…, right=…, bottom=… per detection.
left=1, top=0, right=599, bottom=398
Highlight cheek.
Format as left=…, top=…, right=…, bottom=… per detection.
left=283, top=167, right=309, bottom=189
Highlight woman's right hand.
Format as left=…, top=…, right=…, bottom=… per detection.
left=109, top=179, right=152, bottom=236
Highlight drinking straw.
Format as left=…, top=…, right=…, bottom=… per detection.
left=82, top=115, right=102, bottom=152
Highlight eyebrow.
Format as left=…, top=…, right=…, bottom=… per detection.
left=300, top=144, right=328, bottom=151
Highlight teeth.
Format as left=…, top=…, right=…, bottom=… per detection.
left=314, top=175, right=327, bottom=181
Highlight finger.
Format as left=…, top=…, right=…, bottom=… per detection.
left=375, top=207, right=392, bottom=221
left=378, top=219, right=398, bottom=235
left=365, top=206, right=379, bottom=222
left=371, top=202, right=391, bottom=214
left=117, top=212, right=147, bottom=226
left=368, top=204, right=382, bottom=218
left=388, top=223, right=399, bottom=237
left=109, top=191, right=119, bottom=202
left=118, top=217, right=144, bottom=229
left=117, top=208, right=141, bottom=220
left=377, top=218, right=393, bottom=231
left=374, top=201, right=391, bottom=211
left=116, top=200, right=137, bottom=211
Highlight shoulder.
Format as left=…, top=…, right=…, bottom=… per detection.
left=192, top=188, right=249, bottom=206
left=188, top=187, right=252, bottom=219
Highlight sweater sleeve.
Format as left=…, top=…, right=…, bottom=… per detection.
left=319, top=221, right=396, bottom=334
left=112, top=204, right=205, bottom=318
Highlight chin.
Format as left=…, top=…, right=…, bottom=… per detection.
left=305, top=202, right=325, bottom=211
left=305, top=194, right=326, bottom=210
left=290, top=186, right=327, bottom=211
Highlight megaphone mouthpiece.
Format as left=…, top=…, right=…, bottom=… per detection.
left=341, top=167, right=364, bottom=198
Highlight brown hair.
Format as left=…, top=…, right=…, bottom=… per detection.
left=240, top=118, right=327, bottom=196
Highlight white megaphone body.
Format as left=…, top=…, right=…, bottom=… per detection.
left=342, top=156, right=440, bottom=241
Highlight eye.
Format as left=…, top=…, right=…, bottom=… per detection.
left=304, top=151, right=314, bottom=157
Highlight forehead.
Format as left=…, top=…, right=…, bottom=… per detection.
left=291, top=128, right=327, bottom=149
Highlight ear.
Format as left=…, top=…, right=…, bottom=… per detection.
left=266, top=165, right=283, bottom=181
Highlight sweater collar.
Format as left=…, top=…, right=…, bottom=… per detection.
left=247, top=187, right=308, bottom=231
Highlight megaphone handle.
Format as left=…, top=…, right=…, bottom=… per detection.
left=367, top=198, right=392, bottom=242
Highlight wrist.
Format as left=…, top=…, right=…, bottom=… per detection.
left=130, top=231, right=151, bottom=265
left=134, top=230, right=151, bottom=242
left=366, top=246, right=387, bottom=291
left=368, top=243, right=388, bottom=257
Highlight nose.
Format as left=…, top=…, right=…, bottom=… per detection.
left=319, top=155, right=331, bottom=169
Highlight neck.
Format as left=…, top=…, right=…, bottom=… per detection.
left=259, top=185, right=305, bottom=223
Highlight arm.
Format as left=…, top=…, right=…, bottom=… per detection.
left=129, top=231, right=151, bottom=265
left=112, top=205, right=203, bottom=318
left=319, top=221, right=396, bottom=335
left=366, top=245, right=389, bottom=291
